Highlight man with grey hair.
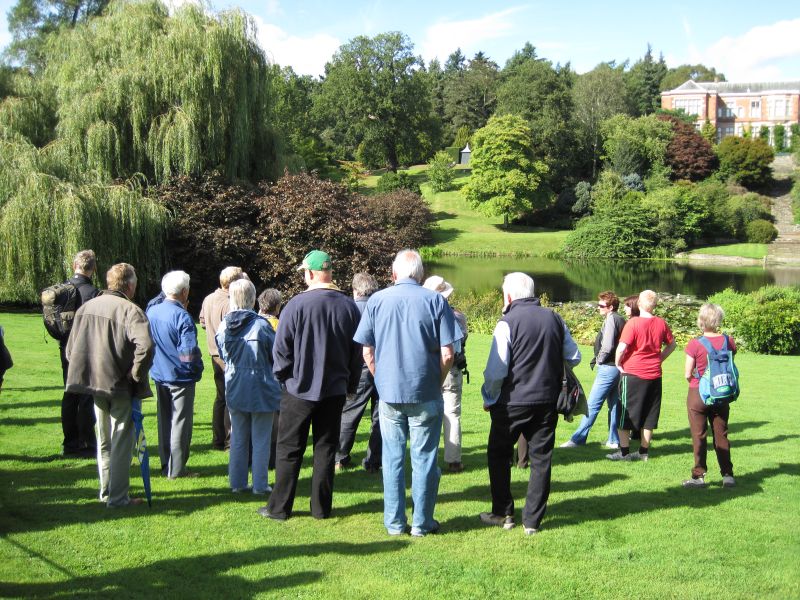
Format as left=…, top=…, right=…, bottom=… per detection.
left=147, top=270, right=204, bottom=479
left=354, top=249, right=459, bottom=537
left=200, top=266, right=246, bottom=450
left=480, top=272, right=581, bottom=535
left=59, top=249, right=100, bottom=457
left=335, top=272, right=382, bottom=473
left=66, top=263, right=154, bottom=507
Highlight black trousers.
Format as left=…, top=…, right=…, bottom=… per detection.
left=267, top=393, right=345, bottom=519
left=335, top=366, right=381, bottom=467
left=59, top=343, right=96, bottom=452
left=211, top=357, right=231, bottom=450
left=487, top=403, right=558, bottom=529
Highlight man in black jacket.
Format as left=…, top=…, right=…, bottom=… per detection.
left=60, top=250, right=100, bottom=457
left=479, top=272, right=581, bottom=535
left=259, top=250, right=362, bottom=521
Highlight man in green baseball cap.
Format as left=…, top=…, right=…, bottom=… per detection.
left=297, top=250, right=332, bottom=272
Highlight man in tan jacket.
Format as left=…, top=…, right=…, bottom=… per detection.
left=199, top=266, right=245, bottom=451
left=66, top=263, right=154, bottom=507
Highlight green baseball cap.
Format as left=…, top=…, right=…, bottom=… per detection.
left=297, top=250, right=332, bottom=271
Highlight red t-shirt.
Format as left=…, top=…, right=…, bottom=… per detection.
left=685, top=335, right=737, bottom=389
left=619, top=316, right=674, bottom=379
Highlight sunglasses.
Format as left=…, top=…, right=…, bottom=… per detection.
left=597, top=303, right=608, bottom=308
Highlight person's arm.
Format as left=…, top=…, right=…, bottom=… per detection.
left=661, top=340, right=677, bottom=363
left=615, top=342, right=628, bottom=373
left=595, top=314, right=616, bottom=365
left=562, top=322, right=582, bottom=367
left=481, top=321, right=511, bottom=410
left=440, top=344, right=454, bottom=384
left=177, top=312, right=203, bottom=378
left=363, top=345, right=376, bottom=376
left=684, top=353, right=696, bottom=384
left=128, top=309, right=154, bottom=384
left=271, top=304, right=295, bottom=383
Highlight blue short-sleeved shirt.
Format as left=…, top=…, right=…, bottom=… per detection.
left=354, top=278, right=459, bottom=404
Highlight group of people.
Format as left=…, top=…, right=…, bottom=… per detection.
left=55, top=246, right=736, bottom=533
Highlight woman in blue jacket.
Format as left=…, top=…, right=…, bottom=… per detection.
left=216, top=279, right=282, bottom=494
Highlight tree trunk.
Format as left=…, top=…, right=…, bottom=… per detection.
left=386, top=141, right=399, bottom=173
left=503, top=213, right=509, bottom=229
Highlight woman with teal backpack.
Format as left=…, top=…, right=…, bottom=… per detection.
left=683, top=303, right=737, bottom=489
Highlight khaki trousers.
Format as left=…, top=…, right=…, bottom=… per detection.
left=94, top=394, right=134, bottom=507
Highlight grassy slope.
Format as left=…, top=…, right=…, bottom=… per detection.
left=687, top=244, right=769, bottom=259
left=361, top=166, right=570, bottom=256
left=1, top=312, right=798, bottom=599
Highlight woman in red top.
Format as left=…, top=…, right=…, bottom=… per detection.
left=683, top=303, right=736, bottom=488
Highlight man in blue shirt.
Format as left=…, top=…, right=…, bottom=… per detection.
left=480, top=272, right=581, bottom=535
left=146, top=270, right=204, bottom=479
left=354, top=249, right=459, bottom=537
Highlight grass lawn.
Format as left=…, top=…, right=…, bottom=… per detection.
left=687, top=244, right=769, bottom=260
left=360, top=166, right=570, bottom=256
left=1, top=311, right=798, bottom=599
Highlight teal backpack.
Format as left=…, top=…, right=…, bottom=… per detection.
left=697, top=335, right=740, bottom=405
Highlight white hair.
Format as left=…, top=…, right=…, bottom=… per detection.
left=502, top=272, right=535, bottom=301
left=161, top=270, right=190, bottom=296
left=229, top=279, right=256, bottom=312
left=392, top=249, right=424, bottom=283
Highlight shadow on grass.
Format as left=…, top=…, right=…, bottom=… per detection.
left=0, top=539, right=408, bottom=598
left=0, top=416, right=61, bottom=426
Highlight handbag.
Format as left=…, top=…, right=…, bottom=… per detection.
left=0, top=326, right=12, bottom=372
left=556, top=363, right=585, bottom=419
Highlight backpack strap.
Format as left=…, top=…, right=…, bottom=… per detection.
left=697, top=336, right=714, bottom=355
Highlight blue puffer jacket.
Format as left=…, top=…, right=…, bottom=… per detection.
left=215, top=310, right=281, bottom=413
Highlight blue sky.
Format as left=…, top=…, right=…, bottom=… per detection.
left=1, top=0, right=799, bottom=82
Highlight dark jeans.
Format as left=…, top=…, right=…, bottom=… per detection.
left=487, top=403, right=558, bottom=530
left=336, top=366, right=381, bottom=467
left=211, top=357, right=231, bottom=450
left=687, top=387, right=733, bottom=478
left=59, top=343, right=96, bottom=452
left=267, top=393, right=346, bottom=519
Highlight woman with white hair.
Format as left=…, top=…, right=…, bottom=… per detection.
left=215, top=279, right=282, bottom=494
left=682, top=303, right=737, bottom=488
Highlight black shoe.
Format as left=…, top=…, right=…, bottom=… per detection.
left=257, top=506, right=287, bottom=521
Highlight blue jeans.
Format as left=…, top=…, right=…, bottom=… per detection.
left=380, top=399, right=443, bottom=535
left=570, top=364, right=620, bottom=446
left=229, top=408, right=274, bottom=493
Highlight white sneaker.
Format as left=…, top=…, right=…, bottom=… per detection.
left=604, top=442, right=619, bottom=450
left=722, top=475, right=736, bottom=487
left=606, top=451, right=632, bottom=461
left=629, top=451, right=649, bottom=462
left=560, top=440, right=578, bottom=448
left=682, top=477, right=706, bottom=488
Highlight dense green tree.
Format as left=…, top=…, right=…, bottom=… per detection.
left=441, top=52, right=499, bottom=143
left=4, top=0, right=111, bottom=68
left=717, top=136, right=774, bottom=188
left=496, top=46, right=576, bottom=191
left=573, top=62, right=630, bottom=178
left=700, top=121, right=717, bottom=145
left=463, top=114, right=549, bottom=227
left=660, top=64, right=725, bottom=91
left=427, top=150, right=456, bottom=192
left=773, top=124, right=786, bottom=151
left=272, top=66, right=327, bottom=173
left=626, top=45, right=668, bottom=116
left=601, top=114, right=673, bottom=177
left=316, top=32, right=437, bottom=171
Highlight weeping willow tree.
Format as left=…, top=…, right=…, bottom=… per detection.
left=46, top=0, right=284, bottom=182
left=0, top=159, right=168, bottom=303
left=0, top=0, right=285, bottom=303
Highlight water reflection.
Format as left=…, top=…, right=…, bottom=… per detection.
left=426, top=257, right=800, bottom=301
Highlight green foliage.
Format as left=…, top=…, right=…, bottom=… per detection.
left=622, top=173, right=645, bottom=191
left=0, top=173, right=167, bottom=303
left=444, top=146, right=460, bottom=163
left=758, top=127, right=770, bottom=142
left=700, top=121, right=717, bottom=145
left=717, top=136, right=774, bottom=188
left=572, top=181, right=592, bottom=215
left=0, top=71, right=56, bottom=147
left=725, top=192, right=773, bottom=239
left=791, top=174, right=800, bottom=225
left=709, top=287, right=800, bottom=354
left=44, top=2, right=283, bottom=183
left=441, top=51, right=499, bottom=143
left=562, top=193, right=661, bottom=258
left=495, top=51, right=577, bottom=191
left=337, top=160, right=367, bottom=192
left=590, top=169, right=626, bottom=206
left=427, top=151, right=456, bottom=192
left=463, top=114, right=550, bottom=226
left=316, top=32, right=438, bottom=171
left=453, top=125, right=471, bottom=149
left=376, top=171, right=421, bottom=195
left=790, top=124, right=800, bottom=153
left=601, top=114, right=673, bottom=177
left=625, top=45, right=668, bottom=116
left=744, top=219, right=778, bottom=243
left=641, top=184, right=710, bottom=249
left=659, top=63, right=725, bottom=91
left=773, top=124, right=786, bottom=151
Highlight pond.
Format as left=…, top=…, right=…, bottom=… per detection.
left=426, top=257, right=800, bottom=302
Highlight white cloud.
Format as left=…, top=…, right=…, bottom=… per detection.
left=265, top=0, right=282, bottom=17
left=420, top=6, right=527, bottom=63
left=694, top=19, right=800, bottom=81
left=253, top=16, right=340, bottom=77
